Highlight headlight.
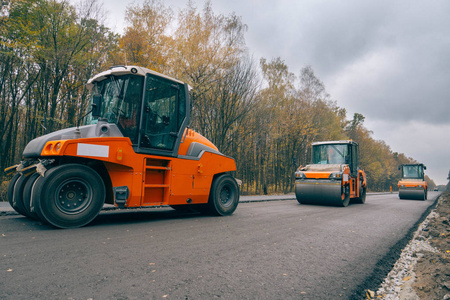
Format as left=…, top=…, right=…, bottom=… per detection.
left=329, top=172, right=341, bottom=179
left=295, top=171, right=306, bottom=179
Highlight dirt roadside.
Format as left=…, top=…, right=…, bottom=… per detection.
left=411, top=191, right=450, bottom=300
left=369, top=190, right=450, bottom=299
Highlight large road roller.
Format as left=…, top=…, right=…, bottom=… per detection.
left=397, top=163, right=427, bottom=200
left=5, top=66, right=240, bottom=228
left=295, top=140, right=367, bottom=207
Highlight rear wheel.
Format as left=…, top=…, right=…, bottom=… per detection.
left=33, top=164, right=106, bottom=228
left=352, top=177, right=366, bottom=204
left=9, top=174, right=33, bottom=217
left=337, top=185, right=350, bottom=207
left=22, top=172, right=41, bottom=220
left=7, top=173, right=20, bottom=211
left=207, top=174, right=239, bottom=216
left=31, top=176, right=49, bottom=223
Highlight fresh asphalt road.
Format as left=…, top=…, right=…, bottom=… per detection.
left=0, top=192, right=439, bottom=299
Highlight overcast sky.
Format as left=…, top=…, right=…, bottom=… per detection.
left=97, top=0, right=450, bottom=185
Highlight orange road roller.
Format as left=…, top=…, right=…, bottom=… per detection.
left=398, top=163, right=427, bottom=200
left=295, top=140, right=367, bottom=207
left=5, top=66, right=240, bottom=228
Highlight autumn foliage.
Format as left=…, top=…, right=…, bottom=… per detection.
left=0, top=0, right=436, bottom=198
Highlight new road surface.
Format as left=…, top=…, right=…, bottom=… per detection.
left=0, top=192, right=439, bottom=299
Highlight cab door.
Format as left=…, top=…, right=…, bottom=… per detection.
left=138, top=73, right=190, bottom=157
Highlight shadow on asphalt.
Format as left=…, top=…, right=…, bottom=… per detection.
left=3, top=207, right=213, bottom=229
left=90, top=208, right=208, bottom=227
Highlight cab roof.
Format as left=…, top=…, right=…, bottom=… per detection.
left=86, top=65, right=188, bottom=91
left=312, top=140, right=358, bottom=146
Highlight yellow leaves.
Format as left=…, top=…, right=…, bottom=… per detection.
left=149, top=262, right=157, bottom=273
left=120, top=0, right=173, bottom=71
left=402, top=276, right=412, bottom=281
left=366, top=289, right=375, bottom=298
left=120, top=0, right=246, bottom=84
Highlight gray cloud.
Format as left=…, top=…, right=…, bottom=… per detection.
left=96, top=0, right=450, bottom=184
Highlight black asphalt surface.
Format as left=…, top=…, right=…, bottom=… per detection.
left=0, top=192, right=439, bottom=299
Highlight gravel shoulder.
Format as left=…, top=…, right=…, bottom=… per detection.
left=368, top=190, right=450, bottom=299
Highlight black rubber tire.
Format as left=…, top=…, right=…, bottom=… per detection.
left=31, top=176, right=49, bottom=223
left=424, top=189, right=428, bottom=201
left=352, top=178, right=366, bottom=204
left=22, top=172, right=41, bottom=220
left=10, top=174, right=33, bottom=217
left=33, top=164, right=106, bottom=229
left=7, top=173, right=20, bottom=210
left=207, top=174, right=239, bottom=216
left=337, top=185, right=350, bottom=207
left=359, top=187, right=367, bottom=203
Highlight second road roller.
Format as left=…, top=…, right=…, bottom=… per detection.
left=398, top=163, right=428, bottom=200
left=295, top=140, right=367, bottom=207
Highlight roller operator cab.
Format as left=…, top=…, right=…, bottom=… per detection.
left=5, top=66, right=240, bottom=228
left=294, top=140, right=367, bottom=207
left=398, top=164, right=427, bottom=200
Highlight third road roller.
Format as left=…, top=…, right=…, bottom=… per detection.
left=398, top=163, right=428, bottom=200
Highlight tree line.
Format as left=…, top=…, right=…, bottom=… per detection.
left=0, top=0, right=436, bottom=199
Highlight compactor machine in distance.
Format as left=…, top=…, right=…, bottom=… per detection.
left=295, top=140, right=367, bottom=207
left=5, top=66, right=240, bottom=228
left=397, top=163, right=427, bottom=200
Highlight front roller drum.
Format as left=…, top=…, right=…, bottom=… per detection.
left=399, top=188, right=426, bottom=200
left=295, top=180, right=350, bottom=207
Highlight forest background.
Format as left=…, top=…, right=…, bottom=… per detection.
left=0, top=0, right=437, bottom=199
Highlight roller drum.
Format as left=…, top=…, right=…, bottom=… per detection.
left=398, top=188, right=426, bottom=200
left=295, top=179, right=344, bottom=206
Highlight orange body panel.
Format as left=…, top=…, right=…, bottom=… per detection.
left=178, top=129, right=218, bottom=155
left=304, top=172, right=333, bottom=179
left=40, top=136, right=236, bottom=208
left=397, top=180, right=427, bottom=189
